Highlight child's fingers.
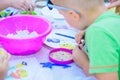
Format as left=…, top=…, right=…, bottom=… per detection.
left=0, top=50, right=9, bottom=80
left=3, top=59, right=9, bottom=66
left=0, top=49, right=11, bottom=59
left=31, top=3, right=36, bottom=10
left=78, top=40, right=85, bottom=49
left=14, top=0, right=26, bottom=11
left=75, top=31, right=85, bottom=44
left=2, top=54, right=10, bottom=61
left=19, top=4, right=26, bottom=11
left=108, top=0, right=120, bottom=9
left=75, top=34, right=80, bottom=44
left=25, top=0, right=35, bottom=12
left=0, top=56, right=8, bottom=68
left=0, top=55, right=4, bottom=63
left=29, top=4, right=35, bottom=12
left=0, top=53, right=10, bottom=66
left=5, top=53, right=11, bottom=61
left=75, top=33, right=82, bottom=44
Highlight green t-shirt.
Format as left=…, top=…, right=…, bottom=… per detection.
left=85, top=11, right=120, bottom=79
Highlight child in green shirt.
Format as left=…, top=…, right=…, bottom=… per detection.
left=47, top=0, right=120, bottom=80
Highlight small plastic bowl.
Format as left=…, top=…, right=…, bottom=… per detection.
left=21, top=11, right=37, bottom=15
left=49, top=48, right=73, bottom=64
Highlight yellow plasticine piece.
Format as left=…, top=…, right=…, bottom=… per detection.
left=16, top=63, right=24, bottom=68
left=60, top=43, right=74, bottom=50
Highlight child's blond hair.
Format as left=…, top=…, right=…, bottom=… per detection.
left=53, top=0, right=104, bottom=13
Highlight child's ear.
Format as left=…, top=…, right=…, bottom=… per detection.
left=68, top=10, right=81, bottom=21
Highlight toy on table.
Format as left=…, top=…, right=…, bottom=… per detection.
left=47, top=38, right=60, bottom=43
left=6, top=57, right=40, bottom=80
left=0, top=11, right=14, bottom=18
left=40, top=62, right=71, bottom=69
left=60, top=43, right=74, bottom=50
left=8, top=62, right=28, bottom=79
left=44, top=29, right=77, bottom=49
left=49, top=48, right=73, bottom=64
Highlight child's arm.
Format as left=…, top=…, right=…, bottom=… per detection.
left=0, top=0, right=35, bottom=11
left=72, top=46, right=118, bottom=80
left=72, top=46, right=91, bottom=76
left=94, top=72, right=118, bottom=80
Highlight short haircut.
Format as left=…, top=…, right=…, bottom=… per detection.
left=52, top=0, right=104, bottom=13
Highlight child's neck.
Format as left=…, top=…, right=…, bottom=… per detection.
left=86, top=5, right=107, bottom=26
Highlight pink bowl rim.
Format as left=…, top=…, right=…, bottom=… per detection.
left=0, top=15, right=52, bottom=40
left=49, top=48, right=73, bottom=64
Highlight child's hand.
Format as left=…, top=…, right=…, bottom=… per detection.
left=72, top=46, right=90, bottom=76
left=0, top=49, right=11, bottom=80
left=75, top=30, right=85, bottom=48
left=72, top=46, right=88, bottom=67
left=9, top=0, right=36, bottom=11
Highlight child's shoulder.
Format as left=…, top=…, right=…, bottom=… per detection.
left=87, top=11, right=120, bottom=32
left=94, top=10, right=120, bottom=22
left=96, top=10, right=120, bottom=22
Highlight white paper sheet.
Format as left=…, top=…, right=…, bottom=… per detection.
left=5, top=57, right=40, bottom=80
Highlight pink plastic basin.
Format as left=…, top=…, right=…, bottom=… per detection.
left=0, top=15, right=52, bottom=55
